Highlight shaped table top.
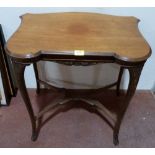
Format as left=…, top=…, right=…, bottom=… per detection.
left=6, top=12, right=151, bottom=62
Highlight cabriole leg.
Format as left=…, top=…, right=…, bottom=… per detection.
left=13, top=61, right=38, bottom=141
left=116, top=67, right=124, bottom=96
left=113, top=64, right=144, bottom=145
left=33, top=62, right=40, bottom=94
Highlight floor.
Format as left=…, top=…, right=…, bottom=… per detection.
left=0, top=89, right=155, bottom=148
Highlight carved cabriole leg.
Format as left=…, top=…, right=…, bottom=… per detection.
left=13, top=61, right=38, bottom=141
left=33, top=62, right=40, bottom=94
left=113, top=64, right=144, bottom=145
left=116, top=67, right=124, bottom=96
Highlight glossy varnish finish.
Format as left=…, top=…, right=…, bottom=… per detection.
left=6, top=12, right=151, bottom=62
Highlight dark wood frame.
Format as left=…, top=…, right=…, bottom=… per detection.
left=8, top=51, right=147, bottom=145
left=0, top=24, right=17, bottom=105
left=5, top=12, right=151, bottom=145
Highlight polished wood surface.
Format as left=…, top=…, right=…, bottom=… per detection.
left=6, top=12, right=151, bottom=145
left=6, top=12, right=151, bottom=61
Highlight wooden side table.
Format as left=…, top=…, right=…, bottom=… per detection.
left=5, top=12, right=151, bottom=145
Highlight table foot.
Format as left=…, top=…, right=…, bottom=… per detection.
left=31, top=131, right=39, bottom=141
left=113, top=134, right=119, bottom=145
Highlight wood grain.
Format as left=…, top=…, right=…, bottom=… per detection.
left=6, top=12, right=151, bottom=62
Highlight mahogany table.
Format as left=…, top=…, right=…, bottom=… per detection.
left=6, top=12, right=151, bottom=145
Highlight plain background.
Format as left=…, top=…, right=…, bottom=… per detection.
left=0, top=7, right=155, bottom=90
